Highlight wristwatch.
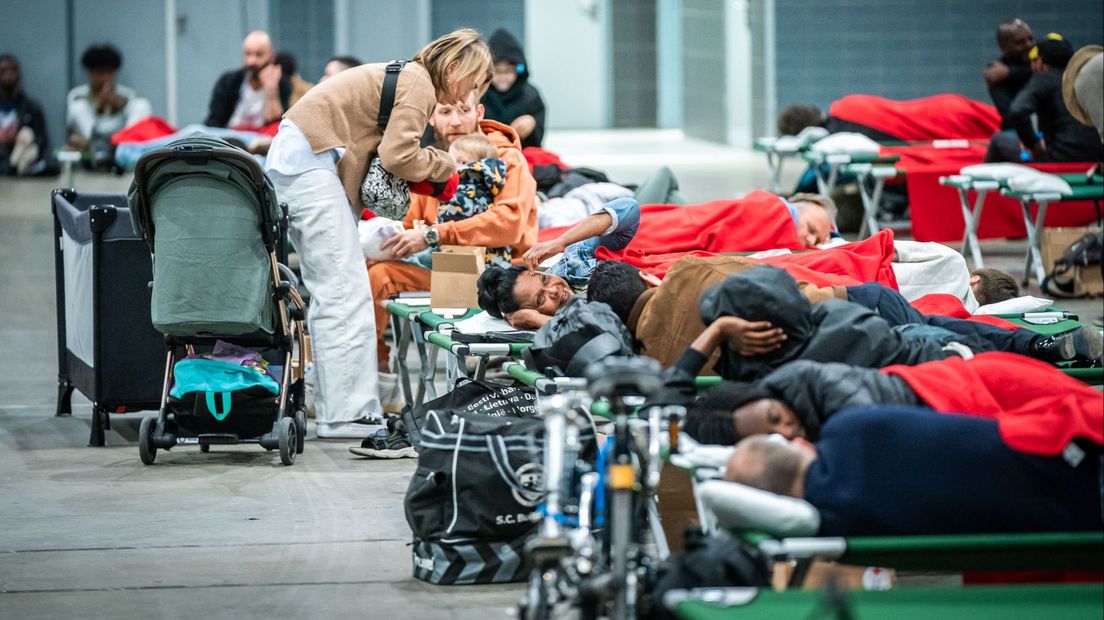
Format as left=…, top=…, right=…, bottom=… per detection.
left=422, top=225, right=440, bottom=248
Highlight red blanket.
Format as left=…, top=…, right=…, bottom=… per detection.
left=909, top=293, right=1020, bottom=330
left=883, top=352, right=1104, bottom=455
left=601, top=191, right=805, bottom=258
left=879, top=142, right=1100, bottom=242
left=596, top=230, right=899, bottom=289
left=522, top=146, right=567, bottom=172
left=111, top=116, right=177, bottom=145
left=830, top=94, right=1001, bottom=141
left=762, top=230, right=898, bottom=290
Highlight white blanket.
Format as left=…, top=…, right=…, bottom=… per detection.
left=892, top=241, right=979, bottom=312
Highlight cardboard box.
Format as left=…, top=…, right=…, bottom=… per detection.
left=430, top=246, right=485, bottom=309
left=1041, top=227, right=1103, bottom=296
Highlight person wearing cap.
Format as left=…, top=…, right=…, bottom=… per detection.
left=480, top=29, right=546, bottom=148
left=986, top=34, right=1104, bottom=163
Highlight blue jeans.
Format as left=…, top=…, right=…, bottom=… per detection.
left=548, top=197, right=640, bottom=289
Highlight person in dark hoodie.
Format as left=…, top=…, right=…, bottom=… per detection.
left=481, top=29, right=546, bottom=148
left=694, top=265, right=972, bottom=382
left=681, top=352, right=1103, bottom=447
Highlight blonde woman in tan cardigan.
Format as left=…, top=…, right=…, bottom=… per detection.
left=265, top=29, right=491, bottom=438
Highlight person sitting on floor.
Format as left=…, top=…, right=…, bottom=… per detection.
left=987, top=34, right=1104, bottom=163
left=722, top=406, right=1103, bottom=536
left=481, top=29, right=545, bottom=149
left=66, top=43, right=152, bottom=170
left=475, top=197, right=641, bottom=329
left=985, top=18, right=1036, bottom=129
left=0, top=54, right=55, bottom=177
left=683, top=351, right=1103, bottom=445
left=205, top=30, right=291, bottom=130
left=275, top=51, right=313, bottom=107
left=321, top=55, right=361, bottom=82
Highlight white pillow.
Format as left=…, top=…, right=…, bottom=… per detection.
left=974, top=295, right=1053, bottom=315
left=771, top=126, right=829, bottom=153
left=1006, top=173, right=1072, bottom=195
left=959, top=162, right=1036, bottom=181
left=670, top=434, right=736, bottom=470
left=809, top=132, right=881, bottom=156
left=357, top=217, right=405, bottom=260
left=698, top=479, right=820, bottom=537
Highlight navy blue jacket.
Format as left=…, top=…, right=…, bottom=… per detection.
left=805, top=406, right=1103, bottom=537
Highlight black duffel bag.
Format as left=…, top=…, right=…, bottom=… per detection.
left=402, top=379, right=537, bottom=451
left=405, top=410, right=594, bottom=585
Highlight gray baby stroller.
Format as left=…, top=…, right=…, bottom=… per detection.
left=129, top=135, right=308, bottom=465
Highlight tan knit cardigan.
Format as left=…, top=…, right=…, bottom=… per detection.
left=285, top=62, right=455, bottom=211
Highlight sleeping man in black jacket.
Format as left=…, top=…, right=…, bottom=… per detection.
left=690, top=265, right=975, bottom=383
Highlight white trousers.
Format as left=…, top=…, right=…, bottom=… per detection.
left=272, top=168, right=381, bottom=423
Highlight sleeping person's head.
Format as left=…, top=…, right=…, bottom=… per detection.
left=586, top=260, right=661, bottom=325
left=777, top=104, right=826, bottom=137
left=970, top=268, right=1020, bottom=306
left=477, top=266, right=574, bottom=319
left=724, top=435, right=817, bottom=498
left=684, top=382, right=806, bottom=446
left=788, top=193, right=837, bottom=247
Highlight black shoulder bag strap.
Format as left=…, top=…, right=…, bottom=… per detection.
left=377, top=60, right=409, bottom=132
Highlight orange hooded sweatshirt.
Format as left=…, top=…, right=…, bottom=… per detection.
left=403, top=119, right=538, bottom=257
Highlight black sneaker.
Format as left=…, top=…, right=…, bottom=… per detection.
left=349, top=417, right=417, bottom=459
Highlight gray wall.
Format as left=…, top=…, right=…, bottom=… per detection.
left=774, top=0, right=1104, bottom=117
left=0, top=0, right=69, bottom=150
left=335, top=0, right=431, bottom=65
left=271, top=0, right=333, bottom=84
left=681, top=0, right=727, bottom=142
left=611, top=0, right=657, bottom=127
left=431, top=0, right=523, bottom=42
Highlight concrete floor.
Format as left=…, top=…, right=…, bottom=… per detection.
left=0, top=130, right=1099, bottom=619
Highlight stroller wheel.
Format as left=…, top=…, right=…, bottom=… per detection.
left=138, top=417, right=158, bottom=465
left=294, top=409, right=307, bottom=454
left=277, top=417, right=297, bottom=466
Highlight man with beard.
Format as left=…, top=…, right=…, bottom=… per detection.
left=204, top=30, right=291, bottom=130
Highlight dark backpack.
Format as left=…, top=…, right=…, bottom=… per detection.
left=401, top=379, right=537, bottom=451
left=525, top=297, right=635, bottom=377
left=1043, top=231, right=1103, bottom=298
left=644, top=529, right=772, bottom=620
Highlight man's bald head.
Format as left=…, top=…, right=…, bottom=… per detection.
left=242, top=30, right=274, bottom=75
left=997, top=19, right=1035, bottom=61
left=724, top=435, right=812, bottom=498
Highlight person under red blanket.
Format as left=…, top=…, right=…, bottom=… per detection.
left=777, top=94, right=1001, bottom=143
left=595, top=190, right=835, bottom=258
left=721, top=406, right=1103, bottom=538
left=683, top=352, right=1103, bottom=451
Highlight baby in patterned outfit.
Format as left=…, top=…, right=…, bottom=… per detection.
left=406, top=133, right=510, bottom=269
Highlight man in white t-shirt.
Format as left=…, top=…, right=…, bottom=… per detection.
left=204, top=31, right=290, bottom=130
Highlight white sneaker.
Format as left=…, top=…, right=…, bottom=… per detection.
left=377, top=371, right=405, bottom=413
left=315, top=419, right=384, bottom=439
